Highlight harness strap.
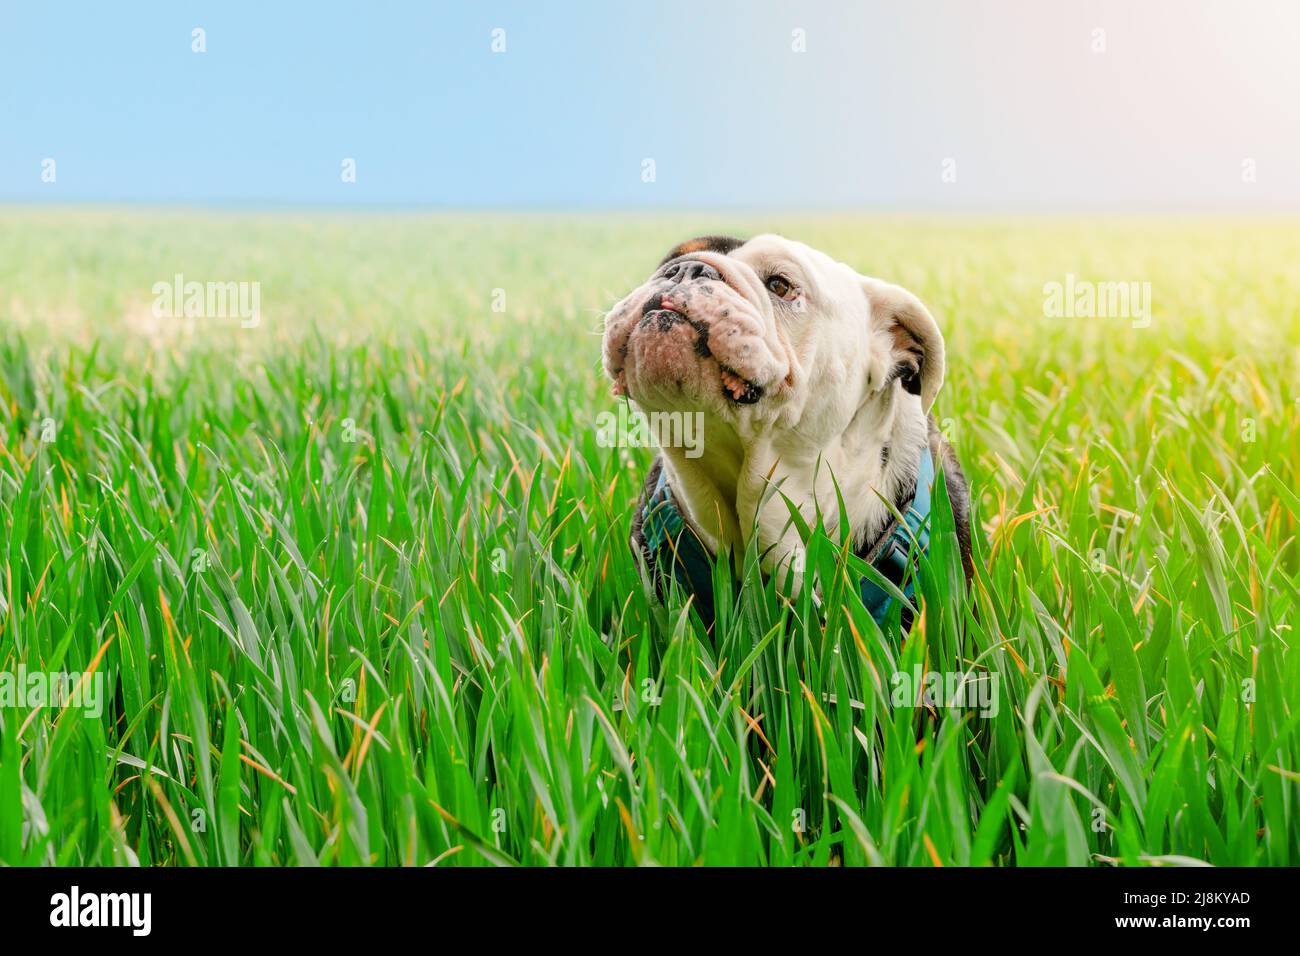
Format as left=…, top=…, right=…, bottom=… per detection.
left=858, top=448, right=935, bottom=624
left=641, top=467, right=717, bottom=625
left=639, top=448, right=936, bottom=629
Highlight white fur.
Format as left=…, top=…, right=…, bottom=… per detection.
left=603, top=234, right=945, bottom=586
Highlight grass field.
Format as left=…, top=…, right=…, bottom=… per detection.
left=1, top=210, right=1298, bottom=866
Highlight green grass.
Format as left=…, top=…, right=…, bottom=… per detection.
left=1, top=209, right=1298, bottom=866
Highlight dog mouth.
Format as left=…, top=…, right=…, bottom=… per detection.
left=636, top=304, right=765, bottom=406
left=719, top=364, right=764, bottom=404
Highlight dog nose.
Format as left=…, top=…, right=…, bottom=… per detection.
left=660, top=258, right=722, bottom=286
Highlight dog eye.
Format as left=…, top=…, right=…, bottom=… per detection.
left=765, top=274, right=797, bottom=301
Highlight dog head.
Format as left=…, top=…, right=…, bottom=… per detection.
left=603, top=233, right=944, bottom=446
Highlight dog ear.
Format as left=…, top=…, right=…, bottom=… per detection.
left=862, top=277, right=945, bottom=412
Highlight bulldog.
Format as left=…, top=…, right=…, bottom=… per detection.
left=602, top=234, right=972, bottom=629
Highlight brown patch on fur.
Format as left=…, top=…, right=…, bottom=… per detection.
left=658, top=235, right=745, bottom=267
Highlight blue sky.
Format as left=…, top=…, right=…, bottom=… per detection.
left=2, top=0, right=1298, bottom=207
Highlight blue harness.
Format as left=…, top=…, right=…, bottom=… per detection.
left=639, top=448, right=935, bottom=629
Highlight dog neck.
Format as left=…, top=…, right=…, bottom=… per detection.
left=655, top=388, right=931, bottom=572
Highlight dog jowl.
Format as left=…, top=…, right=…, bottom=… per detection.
left=603, top=233, right=973, bottom=629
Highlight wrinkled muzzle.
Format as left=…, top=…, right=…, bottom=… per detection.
left=602, top=255, right=789, bottom=413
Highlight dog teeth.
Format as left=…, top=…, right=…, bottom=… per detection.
left=720, top=369, right=747, bottom=399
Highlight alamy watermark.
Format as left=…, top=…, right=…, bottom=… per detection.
left=0, top=667, right=105, bottom=718
left=890, top=666, right=1000, bottom=718
left=595, top=403, right=704, bottom=459
left=50, top=886, right=151, bottom=936
left=1043, top=274, right=1151, bottom=329
left=151, top=273, right=260, bottom=328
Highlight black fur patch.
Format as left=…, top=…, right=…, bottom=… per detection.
left=890, top=323, right=926, bottom=396
left=900, top=350, right=924, bottom=396
left=658, top=235, right=745, bottom=267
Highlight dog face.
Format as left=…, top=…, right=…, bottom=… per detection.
left=603, top=233, right=944, bottom=447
